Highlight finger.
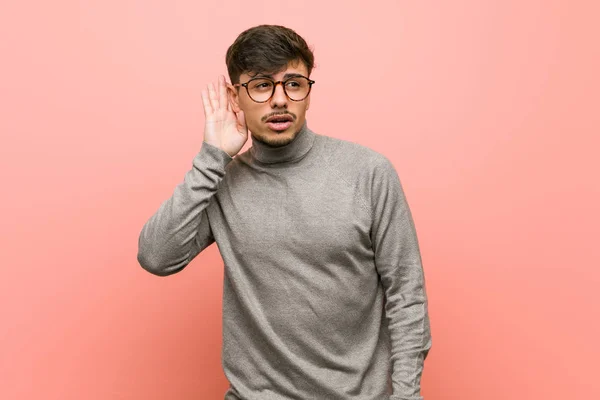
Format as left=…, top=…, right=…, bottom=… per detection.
left=201, top=89, right=212, bottom=116
left=208, top=82, right=219, bottom=111
left=219, top=75, right=227, bottom=110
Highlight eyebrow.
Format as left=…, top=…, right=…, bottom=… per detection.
left=254, top=72, right=305, bottom=80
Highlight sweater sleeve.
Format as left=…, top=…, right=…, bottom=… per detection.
left=369, top=156, right=432, bottom=400
left=137, top=141, right=233, bottom=276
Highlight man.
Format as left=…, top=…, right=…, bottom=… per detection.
left=137, top=24, right=432, bottom=400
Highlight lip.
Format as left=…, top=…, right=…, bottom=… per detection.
left=266, top=120, right=293, bottom=131
left=265, top=115, right=293, bottom=123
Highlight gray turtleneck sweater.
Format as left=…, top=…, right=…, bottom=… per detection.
left=137, top=121, right=432, bottom=400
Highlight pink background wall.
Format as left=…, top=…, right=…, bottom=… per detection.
left=1, top=1, right=598, bottom=399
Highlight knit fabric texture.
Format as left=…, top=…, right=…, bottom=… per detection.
left=137, top=121, right=432, bottom=400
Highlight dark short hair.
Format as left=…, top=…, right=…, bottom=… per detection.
left=225, top=24, right=315, bottom=84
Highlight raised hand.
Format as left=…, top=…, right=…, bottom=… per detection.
left=201, top=75, right=248, bottom=157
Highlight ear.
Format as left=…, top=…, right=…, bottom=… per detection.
left=305, top=94, right=310, bottom=111
left=227, top=83, right=241, bottom=113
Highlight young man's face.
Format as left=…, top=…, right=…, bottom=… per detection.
left=228, top=59, right=311, bottom=148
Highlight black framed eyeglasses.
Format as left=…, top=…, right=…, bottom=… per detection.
left=233, top=75, right=315, bottom=103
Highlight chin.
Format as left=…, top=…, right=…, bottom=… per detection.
left=255, top=126, right=297, bottom=147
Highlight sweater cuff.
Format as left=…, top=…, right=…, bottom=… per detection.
left=195, top=141, right=234, bottom=168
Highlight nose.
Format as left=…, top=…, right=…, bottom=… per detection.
left=269, top=82, right=288, bottom=108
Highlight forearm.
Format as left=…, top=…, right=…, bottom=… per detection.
left=385, top=263, right=432, bottom=400
left=369, top=155, right=432, bottom=398
left=137, top=141, right=232, bottom=275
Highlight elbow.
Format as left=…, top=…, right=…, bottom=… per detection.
left=136, top=230, right=189, bottom=276
left=137, top=249, right=187, bottom=277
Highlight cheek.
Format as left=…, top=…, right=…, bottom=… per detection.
left=294, top=103, right=309, bottom=117
left=239, top=103, right=268, bottom=129
left=239, top=99, right=260, bottom=117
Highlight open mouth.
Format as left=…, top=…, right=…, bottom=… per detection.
left=265, top=115, right=294, bottom=131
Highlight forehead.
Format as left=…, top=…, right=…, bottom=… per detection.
left=242, top=60, right=308, bottom=81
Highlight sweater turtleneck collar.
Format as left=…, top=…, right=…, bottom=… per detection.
left=250, top=120, right=315, bottom=165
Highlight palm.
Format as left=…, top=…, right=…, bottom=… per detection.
left=201, top=76, right=248, bottom=157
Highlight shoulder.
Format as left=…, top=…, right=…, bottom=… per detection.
left=317, top=131, right=407, bottom=203
left=317, top=133, right=395, bottom=180
left=315, top=134, right=402, bottom=213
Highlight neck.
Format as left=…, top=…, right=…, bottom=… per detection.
left=250, top=120, right=315, bottom=164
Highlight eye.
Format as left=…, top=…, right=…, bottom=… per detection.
left=286, top=81, right=300, bottom=87
left=250, top=80, right=274, bottom=91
